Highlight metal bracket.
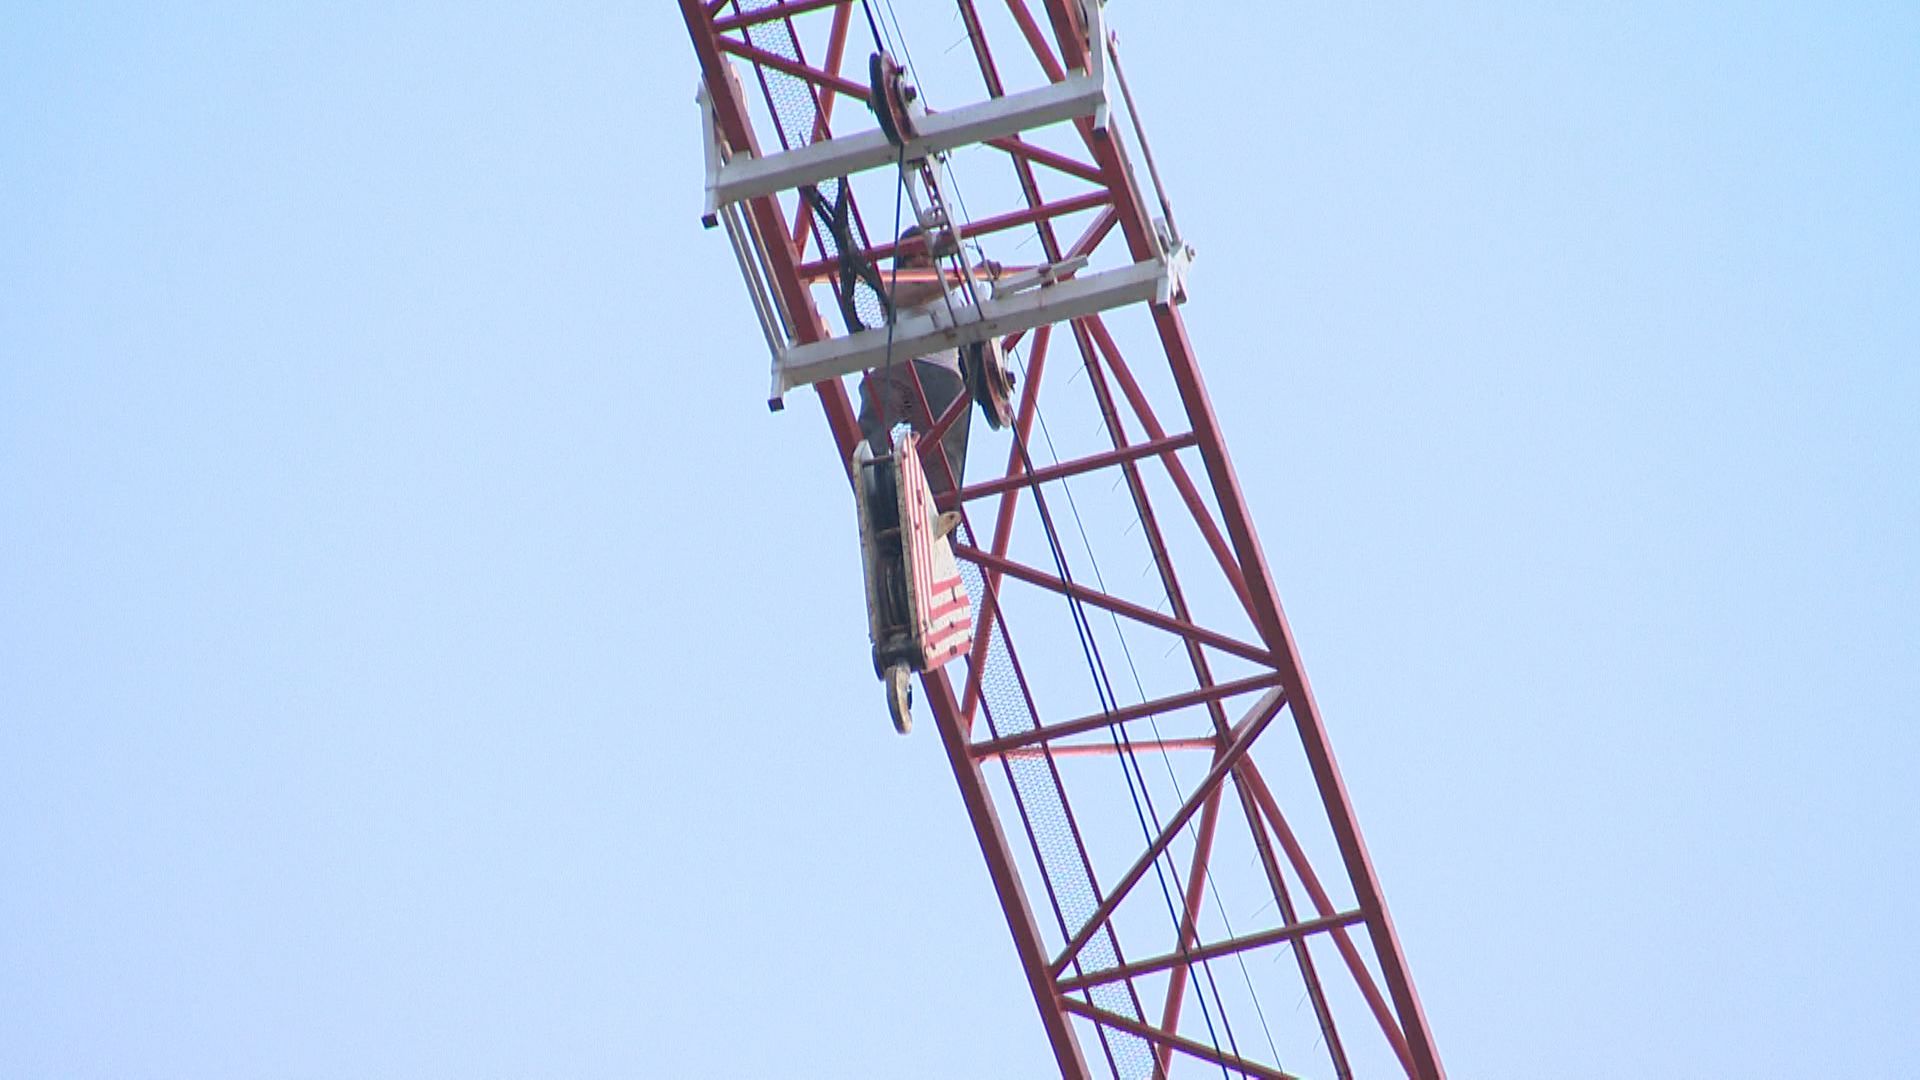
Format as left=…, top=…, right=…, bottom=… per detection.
left=991, top=255, right=1091, bottom=299
left=772, top=248, right=1187, bottom=399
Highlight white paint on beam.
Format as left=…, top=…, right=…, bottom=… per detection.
left=710, top=74, right=1106, bottom=209
left=774, top=256, right=1179, bottom=395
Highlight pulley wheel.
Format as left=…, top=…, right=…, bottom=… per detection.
left=868, top=51, right=916, bottom=146
left=964, top=339, right=1018, bottom=431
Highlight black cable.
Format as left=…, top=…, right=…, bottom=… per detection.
left=1007, top=420, right=1233, bottom=1077
left=1028, top=385, right=1280, bottom=1069
left=858, top=0, right=885, bottom=53
left=858, top=7, right=1270, bottom=1067
left=872, top=145, right=910, bottom=445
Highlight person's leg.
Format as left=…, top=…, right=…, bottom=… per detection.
left=857, top=367, right=912, bottom=457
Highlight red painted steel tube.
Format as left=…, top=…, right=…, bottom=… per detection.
left=1060, top=908, right=1368, bottom=993
left=1154, top=781, right=1226, bottom=1077
left=985, top=135, right=1105, bottom=183
left=1149, top=300, right=1443, bottom=1079
left=1050, top=691, right=1284, bottom=976
left=970, top=670, right=1284, bottom=759
left=1232, top=773, right=1354, bottom=1079
left=958, top=325, right=1051, bottom=726
left=797, top=190, right=1112, bottom=279
left=1082, top=313, right=1254, bottom=618
left=954, top=431, right=1198, bottom=505
left=955, top=544, right=1275, bottom=667
left=978, top=737, right=1217, bottom=762
left=1240, top=762, right=1415, bottom=1075
left=712, top=0, right=846, bottom=34
left=922, top=393, right=971, bottom=457
left=715, top=36, right=869, bottom=102
left=1040, top=0, right=1088, bottom=73
left=786, top=4, right=854, bottom=257
left=1058, top=999, right=1302, bottom=1080
left=1002, top=0, right=1066, bottom=83
left=926, top=668, right=1095, bottom=1079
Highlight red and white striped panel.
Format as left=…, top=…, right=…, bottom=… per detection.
left=896, top=432, right=973, bottom=670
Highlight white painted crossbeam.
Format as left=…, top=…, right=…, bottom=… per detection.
left=713, top=74, right=1105, bottom=209
left=774, top=257, right=1177, bottom=396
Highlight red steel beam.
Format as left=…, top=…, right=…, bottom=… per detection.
left=1154, top=777, right=1226, bottom=1077
left=970, top=670, right=1283, bottom=759
left=715, top=36, right=870, bottom=102
left=979, top=736, right=1216, bottom=762
left=926, top=669, right=1095, bottom=1079
left=1083, top=313, right=1254, bottom=618
left=1050, top=689, right=1285, bottom=976
left=985, top=135, right=1105, bottom=183
left=955, top=544, right=1275, bottom=667
left=1059, top=907, right=1369, bottom=993
left=1059, top=999, right=1302, bottom=1080
left=1034, top=0, right=1447, bottom=1066
left=1239, top=762, right=1414, bottom=1074
left=787, top=3, right=855, bottom=258
left=684, top=8, right=1095, bottom=1078
left=1003, top=0, right=1066, bottom=83
left=957, top=326, right=1052, bottom=727
left=797, top=189, right=1112, bottom=278
left=712, top=0, right=845, bottom=34
left=952, top=430, right=1198, bottom=505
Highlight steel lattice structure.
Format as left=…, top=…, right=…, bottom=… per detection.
left=679, top=2, right=1447, bottom=1077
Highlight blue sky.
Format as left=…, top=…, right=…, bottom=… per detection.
left=3, top=4, right=1916, bottom=1077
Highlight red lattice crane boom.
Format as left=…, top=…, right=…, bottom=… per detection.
left=679, top=3, right=1447, bottom=1077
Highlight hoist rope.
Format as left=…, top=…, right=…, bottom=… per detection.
left=858, top=0, right=885, bottom=54
left=859, top=9, right=1255, bottom=1066
left=725, top=2, right=1284, bottom=1069
left=1018, top=404, right=1241, bottom=1077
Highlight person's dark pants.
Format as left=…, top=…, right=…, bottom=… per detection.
left=857, top=356, right=970, bottom=496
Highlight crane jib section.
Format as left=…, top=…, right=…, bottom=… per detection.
left=677, top=2, right=1448, bottom=1078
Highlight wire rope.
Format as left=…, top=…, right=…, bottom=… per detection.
left=858, top=0, right=887, bottom=53
left=1021, top=401, right=1247, bottom=1076
left=1002, top=418, right=1232, bottom=1077
left=956, top=12, right=1285, bottom=1063
left=863, top=7, right=1284, bottom=1070
left=868, top=9, right=1250, bottom=1067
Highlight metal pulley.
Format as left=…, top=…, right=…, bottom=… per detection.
left=963, top=337, right=1017, bottom=431
left=868, top=51, right=917, bottom=147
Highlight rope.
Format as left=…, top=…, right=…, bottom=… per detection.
left=865, top=11, right=1253, bottom=1065
left=876, top=145, right=908, bottom=448
left=858, top=0, right=885, bottom=53
left=1029, top=383, right=1284, bottom=1069
left=807, top=4, right=1281, bottom=1065
left=1015, top=413, right=1239, bottom=1077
